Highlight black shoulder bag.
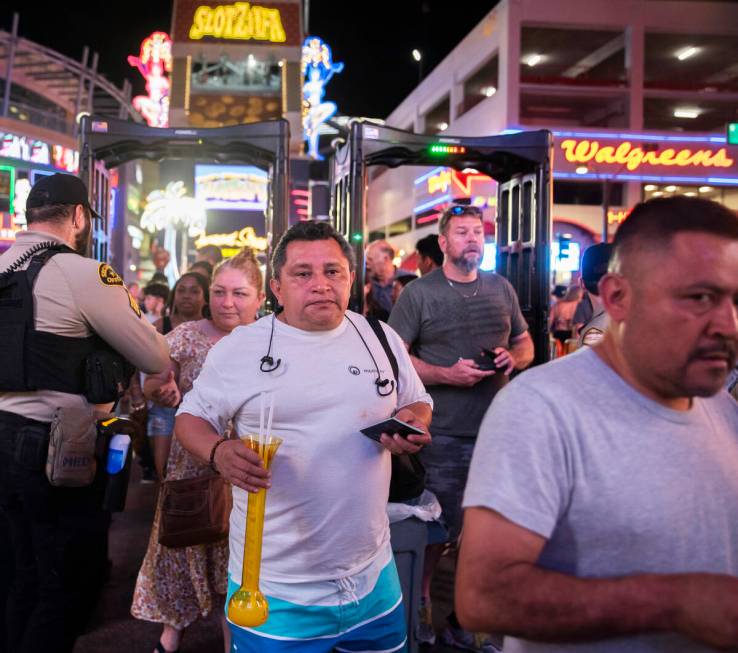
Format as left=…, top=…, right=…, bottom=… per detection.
left=366, top=317, right=426, bottom=503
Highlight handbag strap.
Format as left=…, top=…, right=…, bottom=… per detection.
left=366, top=316, right=398, bottom=386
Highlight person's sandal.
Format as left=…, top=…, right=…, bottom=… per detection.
left=155, top=642, right=179, bottom=653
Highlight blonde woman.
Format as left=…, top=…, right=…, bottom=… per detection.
left=132, top=251, right=265, bottom=653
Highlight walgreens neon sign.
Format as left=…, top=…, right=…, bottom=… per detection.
left=560, top=139, right=734, bottom=172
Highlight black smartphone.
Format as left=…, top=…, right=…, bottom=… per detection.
left=360, top=417, right=425, bottom=442
left=474, top=348, right=503, bottom=372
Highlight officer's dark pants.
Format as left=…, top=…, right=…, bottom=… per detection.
left=0, top=411, right=108, bottom=653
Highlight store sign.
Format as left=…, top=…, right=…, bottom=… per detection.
left=559, top=139, right=735, bottom=173
left=189, top=2, right=286, bottom=41
left=194, top=226, right=267, bottom=251
left=607, top=209, right=629, bottom=225
left=173, top=0, right=300, bottom=45
left=0, top=132, right=78, bottom=173
left=414, top=166, right=496, bottom=215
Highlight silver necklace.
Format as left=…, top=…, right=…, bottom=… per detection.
left=446, top=275, right=480, bottom=299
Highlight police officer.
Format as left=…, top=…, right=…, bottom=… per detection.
left=0, top=173, right=169, bottom=653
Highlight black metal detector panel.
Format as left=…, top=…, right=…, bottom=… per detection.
left=78, top=115, right=290, bottom=304
left=330, top=122, right=553, bottom=362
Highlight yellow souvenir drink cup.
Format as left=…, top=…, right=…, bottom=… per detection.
left=227, top=434, right=281, bottom=628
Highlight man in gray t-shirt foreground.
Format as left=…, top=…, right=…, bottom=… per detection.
left=457, top=195, right=738, bottom=652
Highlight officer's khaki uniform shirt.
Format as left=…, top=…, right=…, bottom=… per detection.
left=0, top=230, right=170, bottom=422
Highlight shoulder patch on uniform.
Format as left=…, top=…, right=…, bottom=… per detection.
left=126, top=289, right=142, bottom=318
left=98, top=263, right=124, bottom=287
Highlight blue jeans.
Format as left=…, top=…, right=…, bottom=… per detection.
left=0, top=411, right=109, bottom=653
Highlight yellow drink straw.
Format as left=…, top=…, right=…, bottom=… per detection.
left=228, top=392, right=281, bottom=628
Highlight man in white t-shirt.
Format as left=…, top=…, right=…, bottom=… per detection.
left=176, top=221, right=432, bottom=653
left=456, top=196, right=738, bottom=653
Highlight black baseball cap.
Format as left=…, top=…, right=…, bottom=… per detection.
left=26, top=173, right=101, bottom=218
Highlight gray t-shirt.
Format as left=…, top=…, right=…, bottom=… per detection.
left=389, top=268, right=528, bottom=438
left=464, top=347, right=738, bottom=653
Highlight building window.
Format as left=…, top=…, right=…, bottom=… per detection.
left=368, top=229, right=386, bottom=242
left=388, top=217, right=412, bottom=236
left=553, top=181, right=623, bottom=206
left=459, top=54, right=499, bottom=117
left=423, top=96, right=450, bottom=135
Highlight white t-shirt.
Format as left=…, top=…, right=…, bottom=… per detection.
left=178, top=310, right=432, bottom=584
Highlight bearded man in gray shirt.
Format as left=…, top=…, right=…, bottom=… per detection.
left=458, top=195, right=738, bottom=653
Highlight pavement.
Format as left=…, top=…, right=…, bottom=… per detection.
left=73, top=463, right=467, bottom=653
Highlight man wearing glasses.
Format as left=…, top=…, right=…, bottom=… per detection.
left=389, top=203, right=534, bottom=651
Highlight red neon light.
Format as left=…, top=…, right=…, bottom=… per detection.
left=127, top=32, right=172, bottom=128
left=291, top=189, right=310, bottom=196
left=451, top=170, right=490, bottom=196
left=294, top=199, right=309, bottom=207
left=296, top=208, right=308, bottom=216
left=417, top=212, right=442, bottom=225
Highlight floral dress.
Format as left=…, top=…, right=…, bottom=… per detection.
left=131, top=321, right=229, bottom=629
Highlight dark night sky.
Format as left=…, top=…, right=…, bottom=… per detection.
left=3, top=1, right=495, bottom=118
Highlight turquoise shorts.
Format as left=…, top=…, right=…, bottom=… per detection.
left=226, top=559, right=407, bottom=653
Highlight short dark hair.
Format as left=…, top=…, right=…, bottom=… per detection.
left=198, top=244, right=223, bottom=264
left=394, top=273, right=418, bottom=288
left=143, top=282, right=170, bottom=302
left=581, top=243, right=612, bottom=295
left=416, top=234, right=443, bottom=266
left=439, top=204, right=483, bottom=235
left=26, top=203, right=75, bottom=225
left=150, top=272, right=169, bottom=286
left=611, top=196, right=738, bottom=274
left=271, top=221, right=355, bottom=279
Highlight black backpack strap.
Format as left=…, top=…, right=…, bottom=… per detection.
left=25, top=244, right=76, bottom=288
left=366, top=316, right=399, bottom=385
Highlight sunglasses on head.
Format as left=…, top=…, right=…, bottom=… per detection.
left=447, top=204, right=482, bottom=217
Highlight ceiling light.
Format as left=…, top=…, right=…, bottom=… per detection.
left=481, top=86, right=497, bottom=97
left=412, top=49, right=422, bottom=62
left=699, top=186, right=713, bottom=193
left=676, top=46, right=699, bottom=61
left=673, top=107, right=701, bottom=119
left=685, top=192, right=697, bottom=197
left=526, top=53, right=542, bottom=67
left=652, top=191, right=664, bottom=197
left=437, top=122, right=449, bottom=131
left=644, top=184, right=657, bottom=191
left=665, top=185, right=678, bottom=192
left=575, top=165, right=588, bottom=175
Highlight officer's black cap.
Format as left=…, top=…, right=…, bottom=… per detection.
left=581, top=243, right=613, bottom=287
left=26, top=173, right=101, bottom=218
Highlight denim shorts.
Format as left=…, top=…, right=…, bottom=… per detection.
left=147, top=404, right=176, bottom=437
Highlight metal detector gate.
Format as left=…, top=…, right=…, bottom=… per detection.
left=78, top=115, right=290, bottom=300
left=330, top=123, right=553, bottom=364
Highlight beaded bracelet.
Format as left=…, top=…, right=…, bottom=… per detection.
left=209, top=437, right=228, bottom=473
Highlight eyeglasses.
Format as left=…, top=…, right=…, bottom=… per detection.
left=446, top=204, right=482, bottom=217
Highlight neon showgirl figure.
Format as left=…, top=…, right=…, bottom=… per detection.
left=128, top=32, right=173, bottom=128
left=302, top=37, right=343, bottom=160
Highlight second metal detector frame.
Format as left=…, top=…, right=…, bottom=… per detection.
left=329, top=122, right=554, bottom=365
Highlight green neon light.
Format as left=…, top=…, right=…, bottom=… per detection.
left=429, top=144, right=466, bottom=155
left=728, top=123, right=738, bottom=146
left=0, top=165, right=16, bottom=215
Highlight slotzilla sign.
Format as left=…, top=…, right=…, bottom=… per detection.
left=555, top=132, right=738, bottom=184
left=172, top=0, right=301, bottom=45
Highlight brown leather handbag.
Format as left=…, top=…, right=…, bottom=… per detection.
left=158, top=473, right=232, bottom=548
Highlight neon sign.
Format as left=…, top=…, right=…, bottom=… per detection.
left=195, top=226, right=267, bottom=251
left=560, top=139, right=734, bottom=172
left=194, top=165, right=268, bottom=211
left=607, top=210, right=629, bottom=225
left=426, top=168, right=491, bottom=196
left=429, top=144, right=466, bottom=155
left=302, top=37, right=343, bottom=160
left=188, top=2, right=286, bottom=42
left=128, top=32, right=172, bottom=128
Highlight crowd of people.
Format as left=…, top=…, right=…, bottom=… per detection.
left=0, top=172, right=736, bottom=653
